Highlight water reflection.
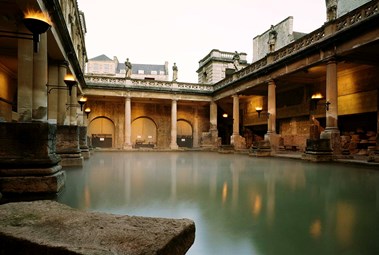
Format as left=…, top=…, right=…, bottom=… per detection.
left=56, top=152, right=379, bottom=255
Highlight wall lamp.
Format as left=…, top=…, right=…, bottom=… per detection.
left=46, top=74, right=77, bottom=96
left=66, top=96, right=88, bottom=112
left=0, top=10, right=51, bottom=53
left=222, top=113, right=228, bottom=118
left=310, top=93, right=323, bottom=111
left=310, top=93, right=330, bottom=111
left=255, top=106, right=270, bottom=118
left=84, top=107, right=91, bottom=118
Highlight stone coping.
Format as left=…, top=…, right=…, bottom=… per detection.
left=0, top=200, right=195, bottom=255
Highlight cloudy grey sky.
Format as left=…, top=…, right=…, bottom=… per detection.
left=78, top=0, right=326, bottom=83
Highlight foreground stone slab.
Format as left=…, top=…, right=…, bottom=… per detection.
left=0, top=201, right=195, bottom=255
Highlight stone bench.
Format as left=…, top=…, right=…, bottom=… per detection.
left=0, top=200, right=195, bottom=255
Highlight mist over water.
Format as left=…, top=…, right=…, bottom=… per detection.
left=57, top=152, right=379, bottom=255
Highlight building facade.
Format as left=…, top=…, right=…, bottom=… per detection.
left=86, top=54, right=169, bottom=81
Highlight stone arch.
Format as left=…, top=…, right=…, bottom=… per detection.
left=88, top=116, right=115, bottom=148
left=177, top=119, right=193, bottom=148
left=131, top=116, right=157, bottom=147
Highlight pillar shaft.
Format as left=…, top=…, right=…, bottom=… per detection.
left=57, top=63, right=68, bottom=125
left=32, top=33, right=48, bottom=122
left=70, top=85, right=77, bottom=125
left=320, top=59, right=341, bottom=154
left=232, top=95, right=239, bottom=135
left=170, top=99, right=179, bottom=149
left=193, top=107, right=199, bottom=148
left=325, top=60, right=338, bottom=130
left=124, top=97, right=132, bottom=148
left=267, top=80, right=276, bottom=134
left=210, top=101, right=217, bottom=130
left=17, top=39, right=33, bottom=122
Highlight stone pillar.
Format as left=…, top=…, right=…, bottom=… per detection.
left=321, top=59, right=341, bottom=154
left=193, top=107, right=199, bottom=148
left=70, top=85, right=78, bottom=125
left=124, top=97, right=132, bottom=149
left=47, top=65, right=58, bottom=123
left=17, top=38, right=33, bottom=122
left=265, top=80, right=280, bottom=152
left=232, top=95, right=239, bottom=136
left=57, top=62, right=68, bottom=125
left=170, top=99, right=179, bottom=150
left=32, top=33, right=48, bottom=122
left=231, top=95, right=246, bottom=149
left=210, top=101, right=217, bottom=130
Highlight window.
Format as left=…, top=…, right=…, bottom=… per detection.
left=151, top=70, right=157, bottom=75
left=159, top=71, right=165, bottom=75
left=138, top=70, right=144, bottom=74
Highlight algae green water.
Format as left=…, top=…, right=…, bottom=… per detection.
left=57, top=151, right=379, bottom=255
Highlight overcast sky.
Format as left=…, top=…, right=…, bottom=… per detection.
left=78, top=0, right=326, bottom=83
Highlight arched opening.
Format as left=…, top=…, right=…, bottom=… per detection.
left=177, top=119, right=193, bottom=148
left=131, top=117, right=157, bottom=148
left=88, top=117, right=115, bottom=148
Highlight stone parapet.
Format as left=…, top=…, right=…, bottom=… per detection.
left=78, top=126, right=90, bottom=159
left=0, top=200, right=195, bottom=255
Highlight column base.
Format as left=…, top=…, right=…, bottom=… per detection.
left=320, top=128, right=341, bottom=155
left=170, top=144, right=179, bottom=150
left=0, top=167, right=65, bottom=194
left=264, top=132, right=281, bottom=152
left=230, top=134, right=246, bottom=150
left=58, top=153, right=84, bottom=167
left=249, top=140, right=272, bottom=157
left=0, top=122, right=64, bottom=194
left=302, top=139, right=333, bottom=162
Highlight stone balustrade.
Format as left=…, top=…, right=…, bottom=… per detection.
left=85, top=75, right=213, bottom=94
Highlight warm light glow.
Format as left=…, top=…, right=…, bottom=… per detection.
left=222, top=113, right=228, bottom=118
left=311, top=93, right=323, bottom=99
left=24, top=9, right=52, bottom=25
left=309, top=219, right=322, bottom=239
left=222, top=182, right=228, bottom=204
left=255, top=106, right=263, bottom=111
left=84, top=107, right=91, bottom=113
left=251, top=194, right=262, bottom=217
left=79, top=96, right=87, bottom=103
left=64, top=74, right=75, bottom=81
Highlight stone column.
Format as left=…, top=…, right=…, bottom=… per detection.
left=57, top=62, right=68, bottom=125
left=267, top=80, right=276, bottom=134
left=210, top=101, right=217, bottom=130
left=170, top=99, right=179, bottom=150
left=32, top=33, right=48, bottom=122
left=124, top=97, right=132, bottom=149
left=321, top=59, right=341, bottom=154
left=193, top=107, right=199, bottom=148
left=17, top=39, right=33, bottom=122
left=69, top=84, right=78, bottom=125
left=232, top=94, right=239, bottom=136
left=231, top=95, right=246, bottom=149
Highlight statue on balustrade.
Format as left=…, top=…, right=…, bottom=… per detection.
left=125, top=58, right=132, bottom=78
left=172, top=63, right=178, bottom=81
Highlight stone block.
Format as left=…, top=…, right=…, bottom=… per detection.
left=0, top=170, right=65, bottom=193
left=0, top=200, right=195, bottom=255
left=0, top=122, right=60, bottom=167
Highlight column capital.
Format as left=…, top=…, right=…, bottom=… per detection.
left=267, top=79, right=276, bottom=86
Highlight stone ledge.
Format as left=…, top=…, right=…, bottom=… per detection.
left=0, top=201, right=195, bottom=255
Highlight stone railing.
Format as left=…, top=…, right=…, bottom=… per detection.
left=213, top=0, right=378, bottom=92
left=85, top=75, right=214, bottom=94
